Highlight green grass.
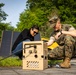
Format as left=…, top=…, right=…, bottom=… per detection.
left=0, top=57, right=22, bottom=67
left=48, top=60, right=62, bottom=65
left=0, top=57, right=62, bottom=67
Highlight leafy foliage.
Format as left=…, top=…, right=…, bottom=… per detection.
left=0, top=3, right=14, bottom=38
left=0, top=3, right=8, bottom=22
left=53, top=0, right=76, bottom=23
left=0, top=22, right=14, bottom=31
left=16, top=0, right=76, bottom=37
left=0, top=22, right=14, bottom=38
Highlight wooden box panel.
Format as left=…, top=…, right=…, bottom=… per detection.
left=22, top=41, right=48, bottom=70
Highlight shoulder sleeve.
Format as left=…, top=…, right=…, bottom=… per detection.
left=12, top=29, right=28, bottom=51
left=69, top=26, right=75, bottom=31
left=62, top=24, right=75, bottom=31
left=21, top=29, right=29, bottom=39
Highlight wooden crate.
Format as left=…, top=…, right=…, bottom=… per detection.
left=22, top=41, right=48, bottom=70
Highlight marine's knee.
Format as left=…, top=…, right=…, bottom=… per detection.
left=65, top=35, right=72, bottom=40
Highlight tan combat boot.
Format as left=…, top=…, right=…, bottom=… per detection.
left=60, top=57, right=71, bottom=68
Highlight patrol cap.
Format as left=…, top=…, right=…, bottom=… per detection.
left=49, top=16, right=59, bottom=23
left=49, top=16, right=59, bottom=27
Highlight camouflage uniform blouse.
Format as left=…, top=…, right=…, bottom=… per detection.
left=50, top=24, right=75, bottom=45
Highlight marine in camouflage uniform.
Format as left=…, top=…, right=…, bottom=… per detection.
left=48, top=16, right=76, bottom=68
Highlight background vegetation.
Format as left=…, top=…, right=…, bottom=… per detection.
left=0, top=0, right=76, bottom=38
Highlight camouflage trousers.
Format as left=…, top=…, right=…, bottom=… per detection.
left=48, top=35, right=76, bottom=59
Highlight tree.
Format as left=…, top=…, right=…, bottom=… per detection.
left=16, top=0, right=53, bottom=37
left=0, top=3, right=14, bottom=38
left=0, top=22, right=14, bottom=38
left=16, top=0, right=76, bottom=38
left=52, top=0, right=76, bottom=23
left=0, top=3, right=8, bottom=22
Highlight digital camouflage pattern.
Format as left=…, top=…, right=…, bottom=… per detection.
left=48, top=24, right=76, bottom=59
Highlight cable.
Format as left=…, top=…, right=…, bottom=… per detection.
left=0, top=45, right=36, bottom=75
left=0, top=45, right=35, bottom=61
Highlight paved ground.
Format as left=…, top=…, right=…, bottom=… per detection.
left=0, top=59, right=76, bottom=75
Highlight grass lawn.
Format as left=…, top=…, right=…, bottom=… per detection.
left=0, top=57, right=22, bottom=67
